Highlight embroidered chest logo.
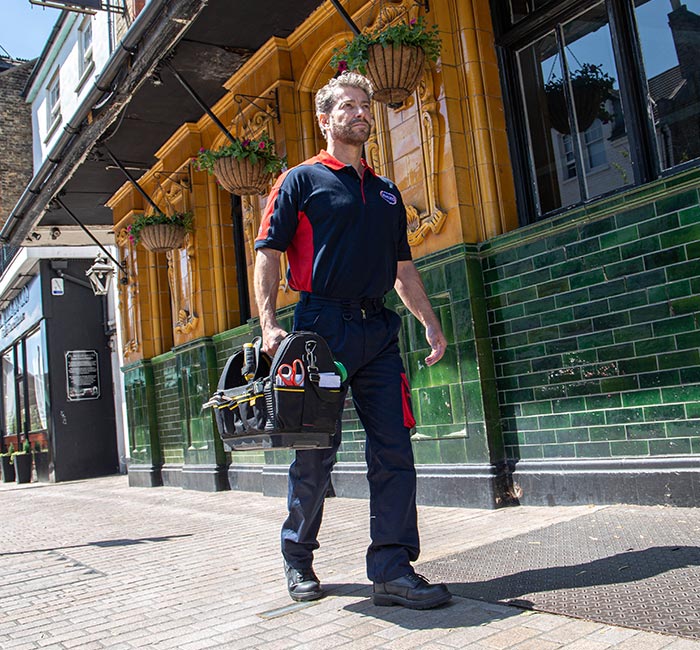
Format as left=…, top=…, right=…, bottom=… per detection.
left=380, top=190, right=397, bottom=205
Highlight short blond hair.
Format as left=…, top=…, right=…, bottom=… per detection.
left=315, top=72, right=373, bottom=119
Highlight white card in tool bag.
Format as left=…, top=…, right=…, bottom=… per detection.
left=318, top=372, right=341, bottom=388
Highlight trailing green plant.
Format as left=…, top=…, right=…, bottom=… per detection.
left=127, top=211, right=194, bottom=246
left=330, top=16, right=441, bottom=74
left=194, top=132, right=286, bottom=177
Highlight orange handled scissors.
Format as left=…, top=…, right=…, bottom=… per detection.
left=276, top=359, right=305, bottom=387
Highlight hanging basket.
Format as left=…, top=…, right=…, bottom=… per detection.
left=213, top=156, right=273, bottom=196
left=139, top=224, right=187, bottom=253
left=365, top=43, right=426, bottom=108
left=546, top=82, right=604, bottom=135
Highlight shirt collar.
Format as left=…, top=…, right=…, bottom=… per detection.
left=316, top=150, right=377, bottom=176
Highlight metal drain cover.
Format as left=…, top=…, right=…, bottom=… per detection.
left=418, top=505, right=700, bottom=639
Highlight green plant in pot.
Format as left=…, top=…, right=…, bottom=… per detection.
left=544, top=63, right=615, bottom=135
left=330, top=16, right=441, bottom=107
left=127, top=210, right=193, bottom=253
left=195, top=132, right=286, bottom=196
left=0, top=443, right=15, bottom=483
left=12, top=440, right=32, bottom=484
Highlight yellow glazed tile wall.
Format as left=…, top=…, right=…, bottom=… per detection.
left=107, top=0, right=520, bottom=361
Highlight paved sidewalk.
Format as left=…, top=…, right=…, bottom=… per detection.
left=0, top=475, right=698, bottom=650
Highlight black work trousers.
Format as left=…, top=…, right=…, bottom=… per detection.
left=281, top=293, right=420, bottom=583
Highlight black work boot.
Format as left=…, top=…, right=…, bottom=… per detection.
left=284, top=562, right=323, bottom=602
left=372, top=573, right=451, bottom=609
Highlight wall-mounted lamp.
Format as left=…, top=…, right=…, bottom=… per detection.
left=86, top=254, right=117, bottom=296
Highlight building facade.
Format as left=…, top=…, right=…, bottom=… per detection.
left=103, top=0, right=699, bottom=507
left=0, top=3, right=143, bottom=481
left=4, top=0, right=696, bottom=503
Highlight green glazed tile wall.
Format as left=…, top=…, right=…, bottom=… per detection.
left=123, top=361, right=160, bottom=466
left=151, top=354, right=184, bottom=465
left=483, top=181, right=700, bottom=462
left=375, top=246, right=500, bottom=467
left=175, top=340, right=224, bottom=466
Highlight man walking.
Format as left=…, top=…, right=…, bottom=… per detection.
left=254, top=72, right=451, bottom=610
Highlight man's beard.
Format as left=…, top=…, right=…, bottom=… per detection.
left=330, top=120, right=370, bottom=145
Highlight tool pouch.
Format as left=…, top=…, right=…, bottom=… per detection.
left=210, top=338, right=271, bottom=445
left=265, top=331, right=346, bottom=436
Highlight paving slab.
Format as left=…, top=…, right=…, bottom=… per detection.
left=1, top=475, right=698, bottom=649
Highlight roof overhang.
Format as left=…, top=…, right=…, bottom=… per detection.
left=3, top=0, right=326, bottom=249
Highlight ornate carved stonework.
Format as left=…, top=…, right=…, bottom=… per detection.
left=360, top=1, right=446, bottom=246
left=408, top=71, right=447, bottom=245
left=149, top=163, right=200, bottom=336
left=369, top=85, right=446, bottom=246
left=169, top=238, right=199, bottom=335
left=115, top=227, right=140, bottom=358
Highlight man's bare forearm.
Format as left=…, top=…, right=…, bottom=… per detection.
left=395, top=260, right=447, bottom=366
left=254, top=248, right=287, bottom=355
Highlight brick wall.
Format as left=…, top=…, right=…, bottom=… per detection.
left=0, top=59, right=34, bottom=225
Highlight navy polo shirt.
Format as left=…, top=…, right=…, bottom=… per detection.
left=255, top=151, right=412, bottom=299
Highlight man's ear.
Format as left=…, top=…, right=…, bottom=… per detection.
left=317, top=113, right=329, bottom=138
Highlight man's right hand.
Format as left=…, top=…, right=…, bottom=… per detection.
left=261, top=323, right=288, bottom=357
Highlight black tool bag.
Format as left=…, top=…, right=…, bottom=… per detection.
left=204, top=332, right=345, bottom=451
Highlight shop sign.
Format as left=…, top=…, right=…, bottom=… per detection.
left=0, top=276, right=43, bottom=350
left=65, top=350, right=100, bottom=401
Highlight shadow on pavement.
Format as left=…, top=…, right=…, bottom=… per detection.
left=429, top=546, right=700, bottom=601
left=0, top=534, right=193, bottom=556
left=332, top=583, right=521, bottom=630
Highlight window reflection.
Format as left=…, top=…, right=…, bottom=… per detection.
left=636, top=0, right=700, bottom=168
left=26, top=329, right=47, bottom=432
left=2, top=350, right=16, bottom=437
left=517, top=3, right=632, bottom=217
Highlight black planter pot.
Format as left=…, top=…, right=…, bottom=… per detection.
left=13, top=453, right=32, bottom=484
left=33, top=451, right=50, bottom=482
left=0, top=455, right=15, bottom=482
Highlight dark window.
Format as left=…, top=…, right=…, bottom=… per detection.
left=494, top=0, right=700, bottom=223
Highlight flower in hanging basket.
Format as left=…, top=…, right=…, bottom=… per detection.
left=194, top=133, right=286, bottom=195
left=128, top=211, right=193, bottom=252
left=544, top=63, right=615, bottom=135
left=330, top=16, right=441, bottom=107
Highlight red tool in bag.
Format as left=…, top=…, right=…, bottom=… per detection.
left=203, top=332, right=346, bottom=451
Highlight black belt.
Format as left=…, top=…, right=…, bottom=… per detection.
left=299, top=292, right=385, bottom=314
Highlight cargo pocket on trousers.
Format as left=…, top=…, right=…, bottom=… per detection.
left=400, top=373, right=416, bottom=429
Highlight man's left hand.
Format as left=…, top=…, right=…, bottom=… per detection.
left=424, top=323, right=447, bottom=366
